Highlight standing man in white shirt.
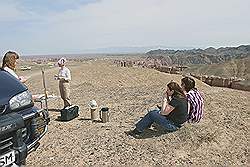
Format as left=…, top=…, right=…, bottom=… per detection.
left=56, top=57, right=71, bottom=109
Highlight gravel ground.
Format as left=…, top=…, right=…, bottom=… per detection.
left=19, top=59, right=249, bottom=166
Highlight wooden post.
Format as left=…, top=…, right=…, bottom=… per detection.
left=41, top=68, right=48, bottom=111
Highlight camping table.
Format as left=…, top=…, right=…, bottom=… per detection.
left=33, top=94, right=58, bottom=109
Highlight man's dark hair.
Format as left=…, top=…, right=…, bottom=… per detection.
left=181, top=77, right=195, bottom=92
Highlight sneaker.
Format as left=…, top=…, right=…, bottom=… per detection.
left=126, top=129, right=142, bottom=138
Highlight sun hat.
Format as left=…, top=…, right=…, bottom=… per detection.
left=88, top=100, right=98, bottom=109
left=57, top=57, right=66, bottom=65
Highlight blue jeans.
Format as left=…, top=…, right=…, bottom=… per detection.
left=135, top=109, right=179, bottom=132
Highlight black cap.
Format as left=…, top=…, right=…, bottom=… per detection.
left=101, top=107, right=109, bottom=111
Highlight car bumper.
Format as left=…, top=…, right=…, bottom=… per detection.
left=0, top=107, right=49, bottom=166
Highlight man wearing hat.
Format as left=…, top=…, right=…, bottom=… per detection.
left=56, top=57, right=71, bottom=109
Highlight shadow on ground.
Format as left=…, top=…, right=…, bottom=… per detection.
left=125, top=124, right=173, bottom=139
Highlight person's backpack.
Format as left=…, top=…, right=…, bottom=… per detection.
left=186, top=89, right=204, bottom=123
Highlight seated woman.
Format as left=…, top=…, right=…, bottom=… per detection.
left=1, top=51, right=27, bottom=83
left=128, top=81, right=188, bottom=137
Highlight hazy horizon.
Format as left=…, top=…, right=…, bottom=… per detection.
left=1, top=44, right=249, bottom=57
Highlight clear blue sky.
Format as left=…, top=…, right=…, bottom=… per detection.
left=0, top=0, right=249, bottom=55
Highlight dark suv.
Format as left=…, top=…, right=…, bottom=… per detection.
left=0, top=69, right=49, bottom=166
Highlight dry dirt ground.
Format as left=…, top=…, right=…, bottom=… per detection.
left=18, top=59, right=249, bottom=166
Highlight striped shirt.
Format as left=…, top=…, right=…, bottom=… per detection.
left=186, top=89, right=204, bottom=123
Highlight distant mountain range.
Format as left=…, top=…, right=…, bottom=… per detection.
left=82, top=46, right=194, bottom=54
left=146, top=45, right=250, bottom=65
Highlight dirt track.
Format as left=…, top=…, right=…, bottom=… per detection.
left=21, top=59, right=249, bottom=166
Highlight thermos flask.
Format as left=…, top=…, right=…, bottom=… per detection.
left=89, top=100, right=98, bottom=121
left=99, top=107, right=109, bottom=123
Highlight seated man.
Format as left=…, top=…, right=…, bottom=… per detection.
left=181, top=76, right=204, bottom=123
